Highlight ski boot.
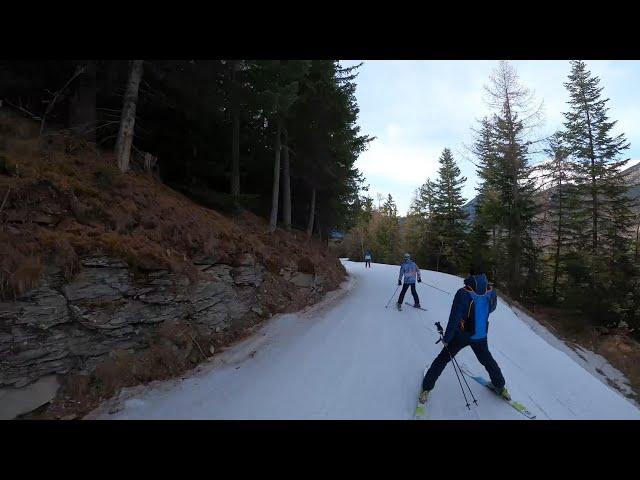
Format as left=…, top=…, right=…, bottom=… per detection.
left=499, top=387, right=511, bottom=401
left=490, top=384, right=511, bottom=401
left=396, top=302, right=402, bottom=311
left=414, top=303, right=421, bottom=309
left=414, top=389, right=430, bottom=418
left=418, top=389, right=430, bottom=404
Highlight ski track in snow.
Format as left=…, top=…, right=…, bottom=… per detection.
left=88, top=261, right=640, bottom=420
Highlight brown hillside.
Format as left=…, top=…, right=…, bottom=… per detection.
left=0, top=110, right=346, bottom=419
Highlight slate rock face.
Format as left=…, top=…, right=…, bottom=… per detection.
left=0, top=253, right=337, bottom=418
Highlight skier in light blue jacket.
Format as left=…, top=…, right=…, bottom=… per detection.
left=396, top=253, right=421, bottom=310
left=364, top=249, right=372, bottom=268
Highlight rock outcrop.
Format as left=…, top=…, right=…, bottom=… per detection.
left=0, top=252, right=341, bottom=418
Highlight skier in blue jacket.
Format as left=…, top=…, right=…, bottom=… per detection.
left=364, top=249, right=372, bottom=268
left=396, top=253, right=421, bottom=310
left=418, top=264, right=510, bottom=403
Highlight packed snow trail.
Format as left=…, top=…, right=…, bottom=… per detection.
left=93, top=261, right=640, bottom=420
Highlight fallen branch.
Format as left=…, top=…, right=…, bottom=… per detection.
left=182, top=321, right=208, bottom=361
left=188, top=331, right=208, bottom=361
left=2, top=99, right=41, bottom=121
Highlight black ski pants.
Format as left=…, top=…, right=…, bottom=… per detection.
left=422, top=334, right=505, bottom=392
left=397, top=283, right=419, bottom=305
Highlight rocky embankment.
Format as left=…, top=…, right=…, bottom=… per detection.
left=0, top=250, right=340, bottom=419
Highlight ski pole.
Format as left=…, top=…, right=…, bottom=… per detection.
left=435, top=322, right=478, bottom=406
left=384, top=285, right=400, bottom=308
left=450, top=353, right=478, bottom=406
left=434, top=322, right=470, bottom=410
left=422, top=283, right=451, bottom=295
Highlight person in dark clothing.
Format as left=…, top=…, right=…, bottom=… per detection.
left=418, top=265, right=509, bottom=403
left=396, top=253, right=421, bottom=310
left=364, top=249, right=372, bottom=268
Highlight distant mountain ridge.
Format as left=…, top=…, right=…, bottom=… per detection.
left=460, top=161, right=640, bottom=223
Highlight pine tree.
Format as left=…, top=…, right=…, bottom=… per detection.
left=479, top=62, right=540, bottom=297
left=539, top=132, right=579, bottom=302
left=405, top=179, right=437, bottom=268
left=226, top=59, right=246, bottom=210
left=382, top=193, right=398, bottom=217
left=431, top=148, right=468, bottom=273
left=250, top=60, right=310, bottom=233
left=469, top=117, right=501, bottom=280
left=290, top=61, right=371, bottom=240
left=410, top=179, right=433, bottom=217
left=562, top=60, right=635, bottom=321
left=372, top=194, right=401, bottom=263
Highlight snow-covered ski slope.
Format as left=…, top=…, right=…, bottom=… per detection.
left=92, top=260, right=640, bottom=420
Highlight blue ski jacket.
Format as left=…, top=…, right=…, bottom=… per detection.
left=364, top=250, right=372, bottom=261
left=442, top=273, right=497, bottom=344
left=398, top=260, right=421, bottom=284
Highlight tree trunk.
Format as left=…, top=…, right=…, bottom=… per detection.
left=580, top=86, right=598, bottom=292
left=69, top=61, right=96, bottom=142
left=115, top=60, right=144, bottom=173
left=282, top=127, right=292, bottom=230
left=268, top=117, right=282, bottom=233
left=552, top=173, right=563, bottom=302
left=306, top=187, right=316, bottom=238
left=492, top=225, right=497, bottom=285
left=315, top=214, right=321, bottom=241
left=230, top=60, right=241, bottom=208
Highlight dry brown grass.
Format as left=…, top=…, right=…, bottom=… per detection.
left=1, top=112, right=344, bottom=300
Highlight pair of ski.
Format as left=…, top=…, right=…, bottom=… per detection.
left=398, top=302, right=427, bottom=311
left=414, top=366, right=536, bottom=419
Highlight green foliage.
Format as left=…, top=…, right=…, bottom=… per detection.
left=341, top=59, right=638, bottom=334
left=341, top=192, right=403, bottom=265
left=560, top=60, right=637, bottom=325
left=469, top=62, right=540, bottom=298
left=430, top=148, right=468, bottom=273
left=401, top=149, right=469, bottom=274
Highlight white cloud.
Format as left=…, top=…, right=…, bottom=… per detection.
left=344, top=60, right=640, bottom=217
left=358, top=137, right=441, bottom=185
left=385, top=123, right=403, bottom=141
left=356, top=135, right=443, bottom=214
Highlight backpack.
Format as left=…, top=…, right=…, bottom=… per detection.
left=459, top=285, right=493, bottom=340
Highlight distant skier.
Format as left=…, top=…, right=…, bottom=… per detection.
left=396, top=253, right=421, bottom=310
left=364, top=249, right=372, bottom=268
left=418, top=264, right=510, bottom=405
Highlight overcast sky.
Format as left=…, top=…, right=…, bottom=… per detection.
left=340, top=60, right=640, bottom=215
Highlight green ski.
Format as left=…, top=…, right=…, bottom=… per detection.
left=414, top=366, right=429, bottom=419
left=458, top=366, right=536, bottom=419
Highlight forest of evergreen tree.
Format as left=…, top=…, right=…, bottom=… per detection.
left=1, top=60, right=372, bottom=241
left=340, top=61, right=640, bottom=334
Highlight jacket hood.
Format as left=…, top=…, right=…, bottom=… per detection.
left=464, top=273, right=489, bottom=294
